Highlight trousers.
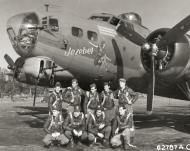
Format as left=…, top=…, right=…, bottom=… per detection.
left=43, top=133, right=69, bottom=146
left=88, top=126, right=111, bottom=141
left=65, top=130, right=88, bottom=142
left=110, top=128, right=131, bottom=147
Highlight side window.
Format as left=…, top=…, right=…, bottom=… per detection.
left=42, top=17, right=48, bottom=29
left=110, top=17, right=120, bottom=26
left=72, top=27, right=83, bottom=38
left=49, top=18, right=59, bottom=32
left=87, top=31, right=98, bottom=41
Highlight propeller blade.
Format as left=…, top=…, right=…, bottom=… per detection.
left=4, top=54, right=15, bottom=69
left=14, top=57, right=25, bottom=68
left=33, top=64, right=43, bottom=106
left=147, top=55, right=155, bottom=114
left=157, top=15, right=190, bottom=47
left=11, top=69, right=16, bottom=102
left=116, top=21, right=146, bottom=46
left=50, top=63, right=55, bottom=87
left=33, top=79, right=38, bottom=107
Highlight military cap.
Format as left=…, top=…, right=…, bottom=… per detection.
left=96, top=105, right=103, bottom=111
left=55, top=81, right=62, bottom=87
left=118, top=105, right=126, bottom=110
left=74, top=105, right=80, bottom=112
left=119, top=78, right=126, bottom=83
left=90, top=83, right=96, bottom=89
left=72, top=78, right=78, bottom=83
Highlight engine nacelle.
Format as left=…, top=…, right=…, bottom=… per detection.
left=14, top=56, right=74, bottom=87
left=15, top=56, right=54, bottom=86
left=141, top=28, right=190, bottom=80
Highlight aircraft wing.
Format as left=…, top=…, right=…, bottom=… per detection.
left=157, top=15, right=190, bottom=47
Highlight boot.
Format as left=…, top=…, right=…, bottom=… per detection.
left=128, top=143, right=137, bottom=148
left=44, top=144, right=51, bottom=148
left=120, top=135, right=130, bottom=150
left=69, top=139, right=74, bottom=148
left=130, top=136, right=134, bottom=144
left=89, top=137, right=96, bottom=147
left=123, top=143, right=130, bottom=150
left=102, top=139, right=110, bottom=148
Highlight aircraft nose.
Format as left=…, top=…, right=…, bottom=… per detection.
left=7, top=12, right=39, bottom=57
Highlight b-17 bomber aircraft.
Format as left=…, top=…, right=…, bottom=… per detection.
left=4, top=11, right=190, bottom=114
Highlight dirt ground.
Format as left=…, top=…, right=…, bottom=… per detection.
left=0, top=96, right=189, bottom=151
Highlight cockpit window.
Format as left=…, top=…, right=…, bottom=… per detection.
left=110, top=17, right=120, bottom=26
left=90, top=16, right=110, bottom=22
left=41, top=16, right=59, bottom=32
left=72, top=27, right=83, bottom=38
left=87, top=31, right=98, bottom=41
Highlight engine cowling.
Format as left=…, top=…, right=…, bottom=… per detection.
left=15, top=57, right=54, bottom=86
left=141, top=28, right=190, bottom=80
left=14, top=56, right=74, bottom=87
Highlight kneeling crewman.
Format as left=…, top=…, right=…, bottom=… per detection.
left=43, top=110, right=69, bottom=148
left=87, top=105, right=111, bottom=147
left=111, top=106, right=136, bottom=150
left=63, top=105, right=87, bottom=147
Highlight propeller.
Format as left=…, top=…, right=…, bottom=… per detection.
left=117, top=14, right=190, bottom=114
left=4, top=54, right=25, bottom=102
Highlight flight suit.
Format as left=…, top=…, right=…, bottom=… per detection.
left=43, top=115, right=69, bottom=146
left=83, top=92, right=100, bottom=115
left=48, top=91, right=63, bottom=120
left=87, top=111, right=111, bottom=144
left=63, top=112, right=87, bottom=143
left=115, top=86, right=138, bottom=110
left=100, top=90, right=115, bottom=123
left=63, top=86, right=85, bottom=113
left=110, top=111, right=133, bottom=149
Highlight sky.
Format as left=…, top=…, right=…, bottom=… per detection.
left=0, top=0, right=190, bottom=68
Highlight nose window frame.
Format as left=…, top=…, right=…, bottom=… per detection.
left=7, top=27, right=17, bottom=48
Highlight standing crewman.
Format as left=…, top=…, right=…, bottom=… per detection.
left=63, top=105, right=87, bottom=147
left=110, top=106, right=136, bottom=150
left=83, top=83, right=100, bottom=117
left=87, top=105, right=111, bottom=148
left=43, top=109, right=69, bottom=148
left=115, top=78, right=138, bottom=109
left=48, top=82, right=63, bottom=120
left=63, top=78, right=85, bottom=113
left=114, top=78, right=138, bottom=143
left=100, top=82, right=115, bottom=124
